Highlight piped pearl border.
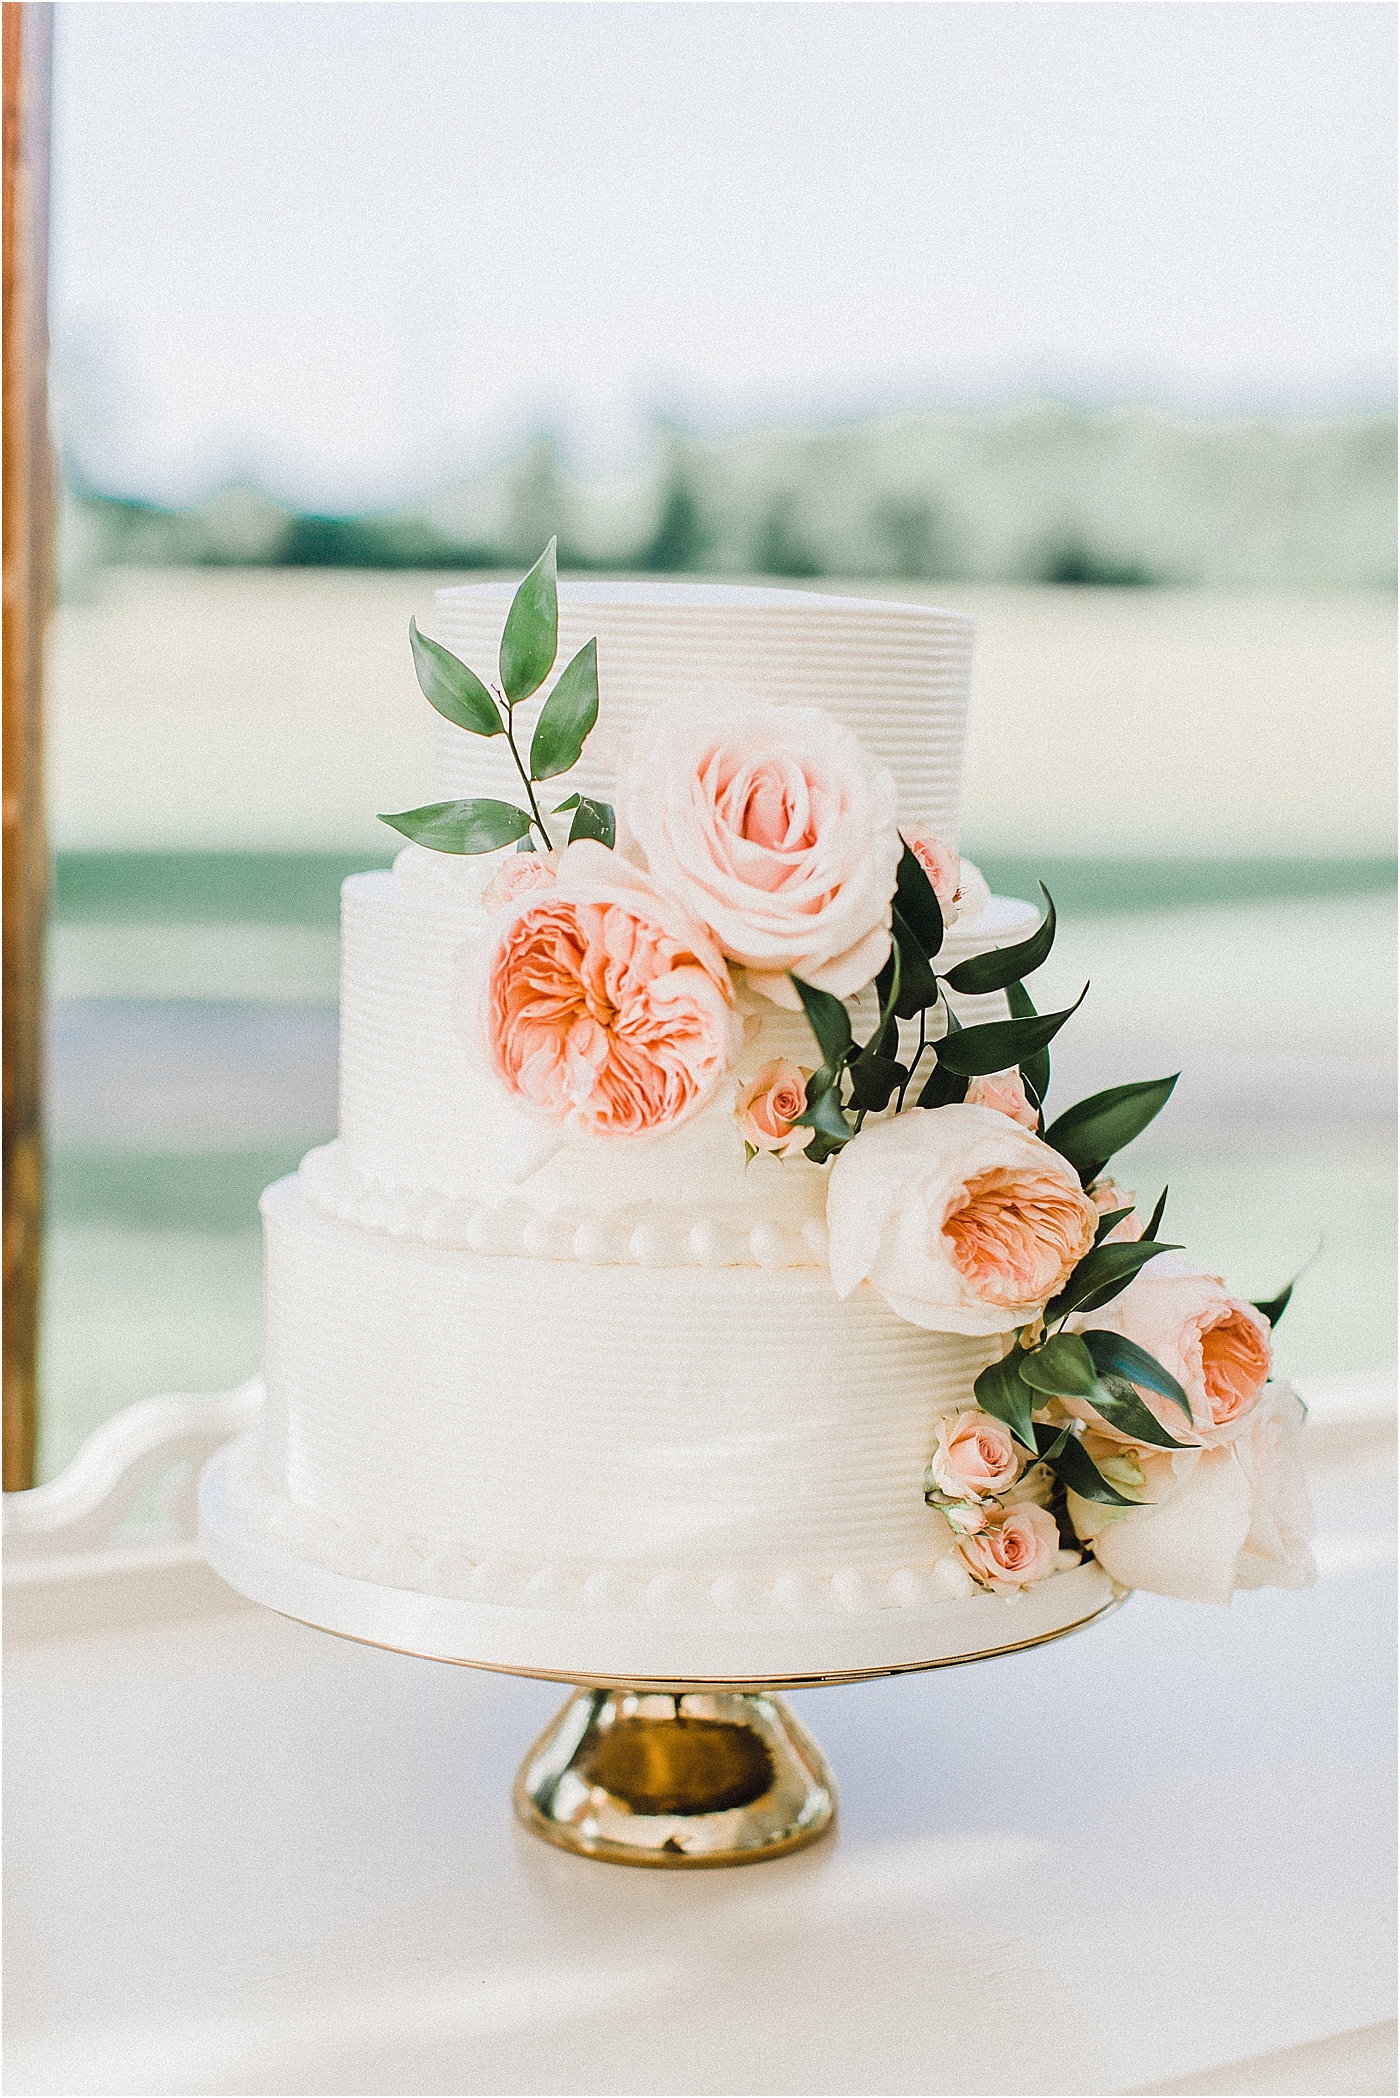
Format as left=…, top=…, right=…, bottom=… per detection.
left=299, top=1142, right=829, bottom=1271
left=221, top=1445, right=1042, bottom=1617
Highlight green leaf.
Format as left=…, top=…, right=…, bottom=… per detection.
left=973, top=1350, right=1038, bottom=1452
left=1044, top=1075, right=1179, bottom=1186
left=1091, top=1377, right=1191, bottom=1449
left=499, top=539, right=558, bottom=704
left=1019, top=1332, right=1191, bottom=1447
left=916, top=1061, right=970, bottom=1110
left=790, top=976, right=854, bottom=1068
left=378, top=798, right=533, bottom=855
left=943, top=886, right=1056, bottom=996
left=891, top=908, right=940, bottom=1018
left=567, top=796, right=615, bottom=849
left=1080, top=1329, right=1192, bottom=1419
left=552, top=793, right=581, bottom=811
left=1144, top=1186, right=1169, bottom=1241
left=1092, top=1207, right=1135, bottom=1246
left=893, top=842, right=944, bottom=957
left=1035, top=1424, right=1137, bottom=1506
left=849, top=1053, right=906, bottom=1112
left=851, top=940, right=905, bottom=1109
left=529, top=637, right=599, bottom=780
left=1007, top=979, right=1050, bottom=1107
left=792, top=1076, right=853, bottom=1150
left=1018, top=1331, right=1102, bottom=1399
left=1253, top=1281, right=1294, bottom=1328
left=931, top=984, right=1088, bottom=1079
left=1044, top=1238, right=1181, bottom=1323
left=408, top=619, right=504, bottom=737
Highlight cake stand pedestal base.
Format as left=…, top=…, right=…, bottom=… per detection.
left=514, top=1687, right=836, bottom=1867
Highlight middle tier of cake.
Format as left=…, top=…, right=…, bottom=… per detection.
left=306, top=849, right=1041, bottom=1268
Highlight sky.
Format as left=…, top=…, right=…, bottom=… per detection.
left=52, top=0, right=1397, bottom=512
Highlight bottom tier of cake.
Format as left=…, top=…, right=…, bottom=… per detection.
left=223, top=1174, right=1120, bottom=1678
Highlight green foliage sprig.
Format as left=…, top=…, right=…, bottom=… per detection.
left=790, top=854, right=1084, bottom=1163
left=380, top=540, right=614, bottom=856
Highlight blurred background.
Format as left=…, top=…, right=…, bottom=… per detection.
left=40, top=1, right=1395, bottom=1478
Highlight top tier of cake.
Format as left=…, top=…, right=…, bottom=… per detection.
left=431, top=581, right=976, bottom=843
left=301, top=578, right=1037, bottom=1273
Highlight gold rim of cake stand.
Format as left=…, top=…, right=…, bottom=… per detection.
left=255, top=1585, right=1129, bottom=1691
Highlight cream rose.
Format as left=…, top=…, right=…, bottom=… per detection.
left=965, top=1070, right=1039, bottom=1130
left=622, top=697, right=902, bottom=1010
left=735, top=1058, right=815, bottom=1159
left=826, top=1104, right=1099, bottom=1336
left=1070, top=1254, right=1272, bottom=1446
left=957, top=1503, right=1062, bottom=1593
left=1068, top=1384, right=1314, bottom=1604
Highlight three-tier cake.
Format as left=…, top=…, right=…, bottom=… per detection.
left=204, top=581, right=1124, bottom=1678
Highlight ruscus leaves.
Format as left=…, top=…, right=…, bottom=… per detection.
left=893, top=842, right=945, bottom=958
left=944, top=886, right=1056, bottom=996
left=568, top=796, right=616, bottom=849
left=1044, top=1075, right=1179, bottom=1186
left=529, top=638, right=599, bottom=780
left=378, top=798, right=533, bottom=855
left=408, top=620, right=504, bottom=737
left=973, top=1350, right=1038, bottom=1452
left=499, top=539, right=559, bottom=704
left=931, top=984, right=1087, bottom=1079
left=790, top=976, right=854, bottom=1068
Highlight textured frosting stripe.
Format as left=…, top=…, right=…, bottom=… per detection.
left=260, top=1174, right=1001, bottom=1581
left=332, top=867, right=1041, bottom=1229
left=431, top=583, right=975, bottom=846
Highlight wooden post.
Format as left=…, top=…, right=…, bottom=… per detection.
left=3, top=1, right=53, bottom=1491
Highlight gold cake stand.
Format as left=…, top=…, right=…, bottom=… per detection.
left=197, top=1441, right=1127, bottom=1868
left=273, top=1597, right=1128, bottom=1870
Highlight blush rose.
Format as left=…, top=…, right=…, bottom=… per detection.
left=899, top=823, right=989, bottom=932
left=622, top=698, right=902, bottom=1009
left=481, top=840, right=739, bottom=1138
left=481, top=848, right=560, bottom=913
left=735, top=1058, right=815, bottom=1159
left=965, top=1070, right=1039, bottom=1130
left=826, top=1104, right=1099, bottom=1336
left=956, top=1503, right=1062, bottom=1593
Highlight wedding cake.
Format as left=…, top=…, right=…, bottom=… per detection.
left=206, top=558, right=1314, bottom=1682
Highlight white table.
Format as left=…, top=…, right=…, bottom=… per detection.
left=4, top=1378, right=1396, bottom=2098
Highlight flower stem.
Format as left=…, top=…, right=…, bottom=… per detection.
left=498, top=690, right=552, bottom=848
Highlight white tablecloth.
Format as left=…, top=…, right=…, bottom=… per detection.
left=4, top=1400, right=1395, bottom=2096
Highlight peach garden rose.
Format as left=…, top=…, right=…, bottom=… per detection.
left=735, top=1058, right=815, bottom=1159
left=1069, top=1254, right=1273, bottom=1446
left=622, top=697, right=902, bottom=1010
left=481, top=839, right=739, bottom=1138
left=825, top=1103, right=1100, bottom=1335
